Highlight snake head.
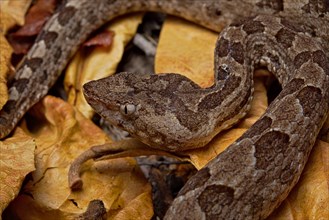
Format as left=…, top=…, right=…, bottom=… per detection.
left=83, top=72, right=211, bottom=151
left=83, top=72, right=151, bottom=129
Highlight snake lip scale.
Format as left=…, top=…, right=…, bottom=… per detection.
left=1, top=0, right=328, bottom=219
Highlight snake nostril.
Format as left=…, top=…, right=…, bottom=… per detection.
left=215, top=9, right=222, bottom=16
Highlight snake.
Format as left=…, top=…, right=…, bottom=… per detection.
left=0, top=0, right=328, bottom=219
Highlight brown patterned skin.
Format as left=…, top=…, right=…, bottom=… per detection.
left=1, top=0, right=329, bottom=219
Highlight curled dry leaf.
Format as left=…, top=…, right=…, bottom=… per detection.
left=4, top=96, right=153, bottom=219
left=0, top=128, right=35, bottom=215
left=155, top=16, right=329, bottom=219
left=64, top=13, right=143, bottom=119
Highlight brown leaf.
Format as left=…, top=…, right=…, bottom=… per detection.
left=0, top=128, right=35, bottom=214
left=8, top=0, right=58, bottom=55
left=83, top=30, right=115, bottom=47
left=6, top=35, right=34, bottom=55
left=13, top=0, right=58, bottom=37
left=4, top=96, right=153, bottom=219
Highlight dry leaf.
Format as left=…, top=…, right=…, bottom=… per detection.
left=0, top=128, right=35, bottom=215
left=64, top=13, right=143, bottom=119
left=12, top=0, right=58, bottom=37
left=0, top=0, right=32, bottom=33
left=156, top=17, right=217, bottom=87
left=83, top=30, right=115, bottom=47
left=0, top=35, right=13, bottom=109
left=7, top=0, right=58, bottom=55
left=4, top=96, right=153, bottom=219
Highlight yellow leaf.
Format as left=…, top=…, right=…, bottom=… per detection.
left=0, top=0, right=32, bottom=33
left=0, top=35, right=12, bottom=108
left=0, top=129, right=35, bottom=214
left=5, top=96, right=153, bottom=219
left=156, top=17, right=216, bottom=87
left=64, top=13, right=143, bottom=119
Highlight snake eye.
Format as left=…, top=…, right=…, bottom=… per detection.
left=120, top=104, right=137, bottom=116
